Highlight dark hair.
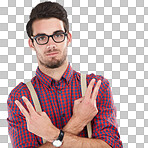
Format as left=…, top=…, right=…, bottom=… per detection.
left=26, top=1, right=69, bottom=41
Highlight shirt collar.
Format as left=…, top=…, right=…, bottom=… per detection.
left=36, top=62, right=73, bottom=86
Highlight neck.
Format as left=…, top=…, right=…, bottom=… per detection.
left=38, top=60, right=69, bottom=82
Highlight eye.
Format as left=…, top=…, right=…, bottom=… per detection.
left=37, top=35, right=47, bottom=41
left=38, top=36, right=46, bottom=40
left=54, top=33, right=64, bottom=38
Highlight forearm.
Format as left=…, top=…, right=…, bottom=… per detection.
left=62, top=115, right=85, bottom=135
left=37, top=142, right=54, bottom=148
left=61, top=116, right=111, bottom=148
left=37, top=116, right=85, bottom=148
left=61, top=132, right=111, bottom=148
left=38, top=132, right=111, bottom=148
left=37, top=118, right=111, bottom=148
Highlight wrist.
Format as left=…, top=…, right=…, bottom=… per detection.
left=52, top=130, right=64, bottom=147
left=47, top=128, right=60, bottom=143
left=63, top=115, right=86, bottom=135
left=72, top=114, right=88, bottom=128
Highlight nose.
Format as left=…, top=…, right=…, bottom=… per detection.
left=46, top=36, right=57, bottom=51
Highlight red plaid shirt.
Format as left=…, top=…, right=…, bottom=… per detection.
left=7, top=62, right=123, bottom=148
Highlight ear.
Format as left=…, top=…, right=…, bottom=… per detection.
left=67, top=32, right=72, bottom=46
left=28, top=38, right=35, bottom=51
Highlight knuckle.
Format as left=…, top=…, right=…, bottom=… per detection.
left=30, top=114, right=38, bottom=121
left=84, top=100, right=91, bottom=105
left=74, top=100, right=77, bottom=104
left=28, top=118, right=33, bottom=124
left=41, top=112, right=46, bottom=116
left=74, top=99, right=79, bottom=103
left=41, top=111, right=45, bottom=114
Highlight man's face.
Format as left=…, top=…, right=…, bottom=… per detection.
left=29, top=18, right=71, bottom=69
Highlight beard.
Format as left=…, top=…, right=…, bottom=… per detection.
left=36, top=47, right=68, bottom=69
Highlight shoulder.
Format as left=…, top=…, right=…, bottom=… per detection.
left=7, top=76, right=37, bottom=117
left=86, top=73, right=110, bottom=93
left=73, top=70, right=110, bottom=92
left=7, top=81, right=29, bottom=114
left=87, top=73, right=109, bottom=87
left=9, top=82, right=28, bottom=98
left=8, top=76, right=36, bottom=103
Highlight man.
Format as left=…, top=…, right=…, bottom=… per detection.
left=7, top=1, right=123, bottom=148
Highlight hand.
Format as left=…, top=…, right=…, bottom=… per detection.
left=73, top=78, right=101, bottom=126
left=15, top=96, right=60, bottom=143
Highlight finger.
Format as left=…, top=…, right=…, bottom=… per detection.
left=74, top=97, right=84, bottom=105
left=91, top=80, right=101, bottom=101
left=15, top=100, right=30, bottom=119
left=22, top=96, right=37, bottom=115
left=84, top=78, right=96, bottom=99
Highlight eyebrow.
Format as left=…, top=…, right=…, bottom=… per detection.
left=33, top=30, right=65, bottom=37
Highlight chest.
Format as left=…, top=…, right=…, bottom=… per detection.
left=35, top=80, right=82, bottom=128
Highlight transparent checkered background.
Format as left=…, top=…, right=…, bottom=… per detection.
left=0, top=0, right=148, bottom=147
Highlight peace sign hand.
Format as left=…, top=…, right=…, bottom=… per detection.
left=73, top=78, right=101, bottom=127
left=15, top=96, right=60, bottom=143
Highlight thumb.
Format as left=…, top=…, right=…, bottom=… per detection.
left=77, top=97, right=85, bottom=102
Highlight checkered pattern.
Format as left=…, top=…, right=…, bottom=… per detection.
left=7, top=64, right=122, bottom=147
left=0, top=0, right=148, bottom=147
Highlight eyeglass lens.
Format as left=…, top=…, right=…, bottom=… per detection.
left=36, top=32, right=65, bottom=45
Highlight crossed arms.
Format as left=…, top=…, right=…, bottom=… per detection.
left=8, top=78, right=122, bottom=147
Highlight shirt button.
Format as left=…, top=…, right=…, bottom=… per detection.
left=62, top=113, right=65, bottom=117
left=58, top=90, right=62, bottom=94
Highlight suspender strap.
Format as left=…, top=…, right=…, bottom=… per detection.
left=80, top=73, right=92, bottom=138
left=26, top=81, right=46, bottom=144
left=26, top=73, right=92, bottom=143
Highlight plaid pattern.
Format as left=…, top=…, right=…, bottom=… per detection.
left=7, top=62, right=122, bottom=148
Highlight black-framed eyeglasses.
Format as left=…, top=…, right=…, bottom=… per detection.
left=31, top=32, right=68, bottom=45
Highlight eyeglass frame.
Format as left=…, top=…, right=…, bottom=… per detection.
left=31, top=31, right=68, bottom=45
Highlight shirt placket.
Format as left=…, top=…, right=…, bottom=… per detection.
left=54, top=81, right=65, bottom=128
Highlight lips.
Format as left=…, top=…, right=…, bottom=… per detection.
left=46, top=51, right=59, bottom=57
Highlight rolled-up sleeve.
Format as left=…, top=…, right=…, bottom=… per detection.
left=7, top=84, right=42, bottom=148
left=92, top=77, right=123, bottom=148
